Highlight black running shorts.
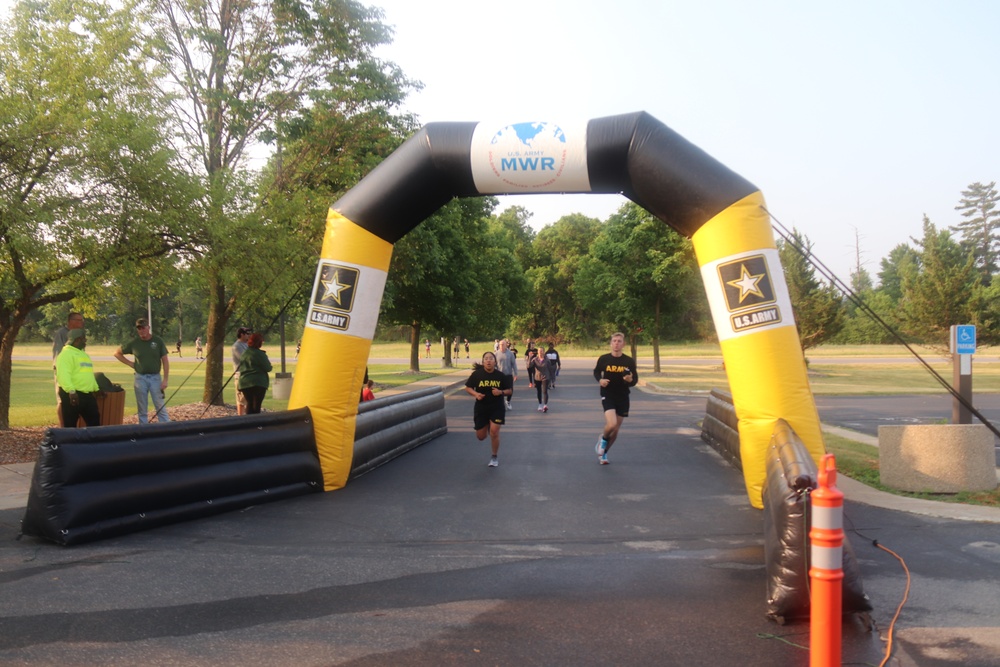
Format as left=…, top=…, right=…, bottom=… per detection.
left=601, top=393, right=630, bottom=417
left=474, top=401, right=506, bottom=430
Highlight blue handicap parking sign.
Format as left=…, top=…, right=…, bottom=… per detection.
left=955, top=325, right=976, bottom=354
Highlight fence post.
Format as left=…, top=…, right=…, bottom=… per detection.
left=810, top=454, right=844, bottom=667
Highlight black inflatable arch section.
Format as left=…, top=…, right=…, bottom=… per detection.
left=336, top=112, right=757, bottom=243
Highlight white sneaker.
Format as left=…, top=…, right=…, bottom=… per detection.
left=505, top=399, right=512, bottom=410
left=537, top=405, right=544, bottom=412
left=488, top=456, right=498, bottom=468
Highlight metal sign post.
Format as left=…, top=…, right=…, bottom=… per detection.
left=950, top=325, right=975, bottom=424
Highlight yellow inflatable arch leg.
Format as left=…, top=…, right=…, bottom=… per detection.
left=288, top=209, right=393, bottom=491
left=692, top=191, right=826, bottom=508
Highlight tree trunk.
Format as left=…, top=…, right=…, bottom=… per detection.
left=442, top=337, right=451, bottom=368
left=202, top=269, right=232, bottom=405
left=409, top=321, right=421, bottom=372
left=0, top=319, right=24, bottom=430
left=653, top=295, right=662, bottom=374
left=176, top=301, right=184, bottom=351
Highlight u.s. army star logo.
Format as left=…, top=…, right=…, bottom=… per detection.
left=309, top=263, right=359, bottom=331
left=717, top=255, right=775, bottom=311
left=716, top=254, right=782, bottom=333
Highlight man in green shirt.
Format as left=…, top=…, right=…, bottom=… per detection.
left=56, top=329, right=101, bottom=428
left=114, top=318, right=171, bottom=423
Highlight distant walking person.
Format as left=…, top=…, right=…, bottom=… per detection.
left=195, top=336, right=204, bottom=360
left=175, top=339, right=183, bottom=357
left=237, top=332, right=273, bottom=414
left=56, top=329, right=101, bottom=428
left=114, top=318, right=171, bottom=423
left=464, top=338, right=470, bottom=358
left=593, top=332, right=638, bottom=464
left=496, top=339, right=518, bottom=410
left=544, top=343, right=561, bottom=388
left=527, top=347, right=551, bottom=412
left=464, top=351, right=512, bottom=468
left=524, top=339, right=537, bottom=387
left=424, top=338, right=431, bottom=358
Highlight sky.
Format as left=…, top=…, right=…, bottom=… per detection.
left=3, top=0, right=998, bottom=283
left=366, top=0, right=1000, bottom=283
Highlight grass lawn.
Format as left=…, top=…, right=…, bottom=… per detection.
left=11, top=341, right=1000, bottom=424
left=642, top=360, right=1000, bottom=395
left=9, top=343, right=461, bottom=427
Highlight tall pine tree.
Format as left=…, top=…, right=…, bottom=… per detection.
left=951, top=181, right=1000, bottom=285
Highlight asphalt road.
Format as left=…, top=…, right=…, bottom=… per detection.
left=0, top=362, right=997, bottom=665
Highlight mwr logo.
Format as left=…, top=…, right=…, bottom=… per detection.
left=309, top=262, right=359, bottom=332
left=488, top=122, right=568, bottom=189
left=730, top=306, right=782, bottom=333
left=717, top=255, right=776, bottom=312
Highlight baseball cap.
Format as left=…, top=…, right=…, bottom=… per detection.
left=68, top=329, right=87, bottom=342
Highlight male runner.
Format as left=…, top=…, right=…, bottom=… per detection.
left=593, top=332, right=638, bottom=464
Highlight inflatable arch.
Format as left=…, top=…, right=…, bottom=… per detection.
left=288, top=111, right=825, bottom=508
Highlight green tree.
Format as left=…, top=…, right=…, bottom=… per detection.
left=850, top=268, right=874, bottom=293
left=380, top=197, right=527, bottom=371
left=520, top=214, right=602, bottom=343
left=970, top=279, right=1000, bottom=346
left=777, top=229, right=844, bottom=352
left=951, top=181, right=1000, bottom=284
left=877, top=243, right=919, bottom=302
left=899, top=216, right=980, bottom=347
left=151, top=0, right=414, bottom=404
left=0, top=0, right=191, bottom=428
left=832, top=290, right=900, bottom=345
left=575, top=203, right=701, bottom=370
left=490, top=206, right=537, bottom=270
left=848, top=227, right=874, bottom=293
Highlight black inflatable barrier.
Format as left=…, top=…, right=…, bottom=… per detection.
left=763, top=419, right=872, bottom=624
left=700, top=388, right=742, bottom=470
left=351, top=386, right=447, bottom=480
left=20, top=408, right=322, bottom=546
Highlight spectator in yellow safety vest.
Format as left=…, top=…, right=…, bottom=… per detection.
left=55, top=329, right=101, bottom=428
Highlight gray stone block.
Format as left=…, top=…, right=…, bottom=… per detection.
left=878, top=425, right=997, bottom=493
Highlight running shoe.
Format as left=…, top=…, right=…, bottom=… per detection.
left=537, top=405, right=544, bottom=412
left=505, top=399, right=512, bottom=410
left=600, top=453, right=609, bottom=465
left=596, top=437, right=607, bottom=456
left=542, top=404, right=548, bottom=412
left=488, top=456, right=499, bottom=468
